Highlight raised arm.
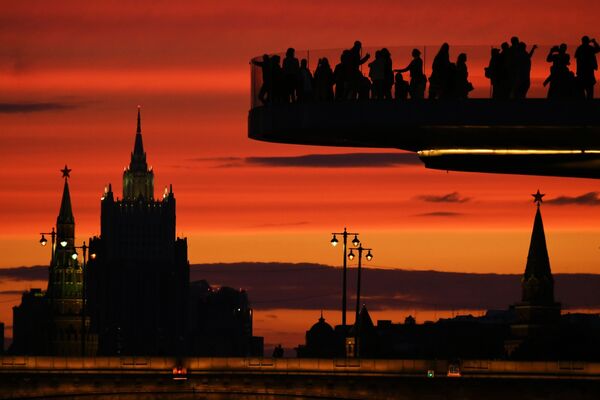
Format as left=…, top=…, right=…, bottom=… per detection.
left=529, top=45, right=538, bottom=58
left=359, top=53, right=371, bottom=65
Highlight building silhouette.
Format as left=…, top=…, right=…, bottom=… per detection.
left=12, top=169, right=98, bottom=356
left=297, top=192, right=600, bottom=360
left=188, top=280, right=263, bottom=356
left=87, top=109, right=189, bottom=355
left=85, top=108, right=262, bottom=357
left=296, top=312, right=336, bottom=358
left=506, top=191, right=562, bottom=357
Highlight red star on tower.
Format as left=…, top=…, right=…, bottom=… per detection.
left=532, top=189, right=545, bottom=206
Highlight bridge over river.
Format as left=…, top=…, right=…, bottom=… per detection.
left=1, top=356, right=600, bottom=399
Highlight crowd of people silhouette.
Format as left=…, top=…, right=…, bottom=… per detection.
left=485, top=38, right=537, bottom=99
left=252, top=37, right=600, bottom=104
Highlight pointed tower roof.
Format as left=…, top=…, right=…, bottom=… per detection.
left=521, top=190, right=555, bottom=304
left=123, top=106, right=154, bottom=200
left=524, top=191, right=552, bottom=280
left=127, top=106, right=149, bottom=174
left=58, top=165, right=74, bottom=224
left=133, top=106, right=144, bottom=156
left=353, top=305, right=374, bottom=333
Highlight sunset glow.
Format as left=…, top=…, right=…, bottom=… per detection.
left=2, top=0, right=600, bottom=350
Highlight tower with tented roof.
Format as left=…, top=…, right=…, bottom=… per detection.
left=506, top=190, right=561, bottom=357
left=87, top=108, right=189, bottom=356
left=12, top=167, right=97, bottom=356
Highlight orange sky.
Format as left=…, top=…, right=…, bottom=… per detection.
left=1, top=0, right=600, bottom=275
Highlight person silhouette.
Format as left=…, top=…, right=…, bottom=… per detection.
left=495, top=42, right=511, bottom=99
left=368, top=50, right=385, bottom=100
left=575, top=36, right=600, bottom=99
left=251, top=54, right=272, bottom=104
left=455, top=53, right=473, bottom=98
left=282, top=48, right=300, bottom=103
left=429, top=43, right=451, bottom=99
left=485, top=47, right=501, bottom=99
left=507, top=36, right=520, bottom=95
left=347, top=40, right=370, bottom=99
left=298, top=59, right=314, bottom=102
left=545, top=44, right=572, bottom=98
left=381, top=48, right=394, bottom=100
left=394, top=48, right=427, bottom=99
left=394, top=71, right=410, bottom=100
left=334, top=50, right=351, bottom=100
left=513, top=42, right=537, bottom=99
left=270, top=55, right=284, bottom=103
left=314, top=57, right=334, bottom=101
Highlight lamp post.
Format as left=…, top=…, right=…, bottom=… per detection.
left=348, top=244, right=373, bottom=325
left=72, top=241, right=95, bottom=357
left=39, top=228, right=57, bottom=264
left=330, top=228, right=360, bottom=327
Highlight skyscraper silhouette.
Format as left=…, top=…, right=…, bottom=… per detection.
left=87, top=108, right=189, bottom=355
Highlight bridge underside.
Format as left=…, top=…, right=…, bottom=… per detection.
left=248, top=100, right=600, bottom=179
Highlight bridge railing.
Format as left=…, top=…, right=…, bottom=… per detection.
left=250, top=44, right=578, bottom=108
left=3, top=356, right=600, bottom=377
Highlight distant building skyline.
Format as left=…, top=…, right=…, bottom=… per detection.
left=297, top=196, right=600, bottom=360
left=9, top=110, right=262, bottom=357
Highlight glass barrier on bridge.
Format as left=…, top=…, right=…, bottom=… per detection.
left=250, top=44, right=581, bottom=108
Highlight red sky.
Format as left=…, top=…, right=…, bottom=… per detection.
left=1, top=0, right=600, bottom=275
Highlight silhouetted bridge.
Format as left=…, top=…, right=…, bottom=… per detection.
left=2, top=356, right=600, bottom=399
left=248, top=47, right=600, bottom=179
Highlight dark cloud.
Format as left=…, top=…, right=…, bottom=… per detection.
left=247, top=221, right=309, bottom=228
left=187, top=262, right=600, bottom=311
left=417, top=192, right=471, bottom=203
left=546, top=192, right=600, bottom=206
left=4, top=264, right=600, bottom=313
left=0, top=290, right=27, bottom=296
left=190, top=153, right=421, bottom=168
left=416, top=212, right=465, bottom=217
left=0, top=102, right=78, bottom=113
left=0, top=266, right=47, bottom=281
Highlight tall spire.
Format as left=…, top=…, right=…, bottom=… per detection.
left=133, top=106, right=145, bottom=158
left=123, top=106, right=154, bottom=200
left=522, top=190, right=554, bottom=304
left=58, top=165, right=74, bottom=224
left=137, top=105, right=141, bottom=134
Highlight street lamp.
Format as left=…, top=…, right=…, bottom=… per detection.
left=72, top=241, right=92, bottom=357
left=39, top=228, right=57, bottom=264
left=330, top=227, right=359, bottom=327
left=348, top=244, right=373, bottom=326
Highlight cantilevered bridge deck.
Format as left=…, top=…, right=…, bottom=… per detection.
left=249, top=100, right=600, bottom=179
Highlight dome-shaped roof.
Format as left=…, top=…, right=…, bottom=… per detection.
left=308, top=312, right=334, bottom=336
